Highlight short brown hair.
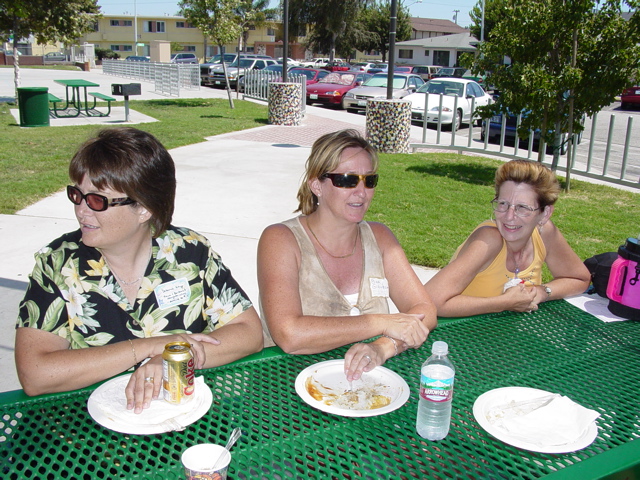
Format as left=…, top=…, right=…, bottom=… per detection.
left=494, top=160, right=560, bottom=208
left=69, top=127, right=176, bottom=237
left=296, top=129, right=378, bottom=215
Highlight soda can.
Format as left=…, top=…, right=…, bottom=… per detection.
left=162, top=341, right=196, bottom=404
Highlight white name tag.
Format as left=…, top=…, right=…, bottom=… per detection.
left=154, top=278, right=191, bottom=309
left=369, top=277, right=389, bottom=298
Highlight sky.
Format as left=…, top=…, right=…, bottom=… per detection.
left=96, top=0, right=478, bottom=28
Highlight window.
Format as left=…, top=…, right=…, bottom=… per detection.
left=424, top=50, right=430, bottom=56
left=267, top=28, right=275, bottom=36
left=144, top=21, right=165, bottom=33
left=176, top=21, right=195, bottom=28
left=91, top=21, right=99, bottom=32
left=185, top=45, right=196, bottom=52
left=433, top=50, right=450, bottom=66
left=398, top=49, right=413, bottom=59
left=249, top=25, right=256, bottom=31
left=110, top=45, right=133, bottom=52
left=110, top=19, right=132, bottom=27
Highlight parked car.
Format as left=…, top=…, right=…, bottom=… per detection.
left=302, top=58, right=331, bottom=68
left=43, top=52, right=67, bottom=62
left=200, top=54, right=270, bottom=85
left=481, top=112, right=583, bottom=155
left=432, top=67, right=467, bottom=78
left=621, top=84, right=640, bottom=110
left=412, top=65, right=443, bottom=81
left=288, top=67, right=331, bottom=85
left=405, top=78, right=492, bottom=130
left=125, top=55, right=150, bottom=62
left=394, top=66, right=414, bottom=74
left=366, top=62, right=388, bottom=74
left=239, top=64, right=287, bottom=92
left=208, top=57, right=278, bottom=88
left=350, top=62, right=377, bottom=72
left=306, top=72, right=372, bottom=108
left=170, top=52, right=198, bottom=64
left=342, top=73, right=425, bottom=113
left=277, top=57, right=301, bottom=67
left=323, top=61, right=351, bottom=72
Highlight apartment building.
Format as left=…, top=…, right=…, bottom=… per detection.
left=75, top=14, right=306, bottom=62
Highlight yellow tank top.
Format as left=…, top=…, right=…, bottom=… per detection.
left=453, top=220, right=546, bottom=297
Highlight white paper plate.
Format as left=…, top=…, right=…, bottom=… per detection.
left=295, top=359, right=410, bottom=417
left=473, top=387, right=598, bottom=453
left=87, top=374, right=213, bottom=435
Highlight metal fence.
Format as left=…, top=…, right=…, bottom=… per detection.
left=102, top=60, right=200, bottom=97
left=408, top=98, right=639, bottom=191
left=242, top=70, right=307, bottom=116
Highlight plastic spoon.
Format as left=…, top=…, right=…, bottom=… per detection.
left=211, top=427, right=242, bottom=472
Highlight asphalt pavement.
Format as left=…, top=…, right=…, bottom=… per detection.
left=0, top=66, right=438, bottom=394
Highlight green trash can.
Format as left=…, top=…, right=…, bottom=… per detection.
left=17, top=87, right=50, bottom=127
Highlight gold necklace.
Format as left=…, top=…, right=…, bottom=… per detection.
left=104, top=244, right=152, bottom=287
left=307, top=219, right=360, bottom=259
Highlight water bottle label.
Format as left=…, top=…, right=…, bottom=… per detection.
left=419, top=375, right=454, bottom=402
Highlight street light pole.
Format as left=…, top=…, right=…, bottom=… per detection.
left=386, top=0, right=398, bottom=99
left=133, top=0, right=138, bottom=56
left=282, top=0, right=288, bottom=82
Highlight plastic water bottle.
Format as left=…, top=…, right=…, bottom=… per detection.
left=416, top=341, right=455, bottom=440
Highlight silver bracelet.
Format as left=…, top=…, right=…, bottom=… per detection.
left=382, top=335, right=398, bottom=357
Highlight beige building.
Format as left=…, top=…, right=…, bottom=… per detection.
left=76, top=14, right=307, bottom=62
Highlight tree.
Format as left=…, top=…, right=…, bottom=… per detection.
left=235, top=0, right=278, bottom=54
left=357, top=1, right=412, bottom=62
left=0, top=0, right=99, bottom=99
left=288, top=0, right=369, bottom=60
left=469, top=0, right=508, bottom=41
left=471, top=0, right=640, bottom=185
left=179, top=0, right=242, bottom=108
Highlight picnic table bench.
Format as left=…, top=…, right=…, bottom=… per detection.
left=87, top=91, right=116, bottom=117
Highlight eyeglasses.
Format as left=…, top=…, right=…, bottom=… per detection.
left=67, top=185, right=135, bottom=212
left=491, top=199, right=541, bottom=218
left=321, top=173, right=379, bottom=189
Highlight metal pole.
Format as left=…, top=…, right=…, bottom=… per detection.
left=283, top=0, right=288, bottom=82
left=134, top=0, right=138, bottom=55
left=387, top=0, right=398, bottom=99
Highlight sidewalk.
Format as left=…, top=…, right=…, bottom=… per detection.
left=0, top=66, right=437, bottom=393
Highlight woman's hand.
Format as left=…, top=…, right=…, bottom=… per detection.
left=344, top=342, right=386, bottom=382
left=125, top=356, right=163, bottom=414
left=148, top=333, right=221, bottom=369
left=380, top=313, right=429, bottom=349
left=502, top=284, right=538, bottom=312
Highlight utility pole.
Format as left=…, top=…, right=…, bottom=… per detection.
left=453, top=10, right=459, bottom=24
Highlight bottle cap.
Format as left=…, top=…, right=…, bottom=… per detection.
left=431, top=341, right=448, bottom=355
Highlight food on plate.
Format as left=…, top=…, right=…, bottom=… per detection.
left=305, top=376, right=391, bottom=410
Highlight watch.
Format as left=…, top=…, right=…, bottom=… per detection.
left=543, top=284, right=552, bottom=300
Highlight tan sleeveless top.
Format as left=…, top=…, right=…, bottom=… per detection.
left=284, top=216, right=390, bottom=317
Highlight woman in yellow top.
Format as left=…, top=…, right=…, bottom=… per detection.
left=425, top=160, right=590, bottom=317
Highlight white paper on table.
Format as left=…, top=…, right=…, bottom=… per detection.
left=564, top=293, right=628, bottom=323
left=500, top=396, right=600, bottom=447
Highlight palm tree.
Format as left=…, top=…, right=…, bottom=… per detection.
left=235, top=0, right=278, bottom=54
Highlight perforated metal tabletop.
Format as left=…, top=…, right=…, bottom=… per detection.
left=2, top=300, right=640, bottom=479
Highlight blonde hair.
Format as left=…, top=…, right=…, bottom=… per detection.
left=494, top=160, right=560, bottom=208
left=296, top=129, right=379, bottom=215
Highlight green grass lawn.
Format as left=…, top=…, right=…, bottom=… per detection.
left=1, top=97, right=636, bottom=270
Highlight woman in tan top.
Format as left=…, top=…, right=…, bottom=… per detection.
left=258, top=129, right=436, bottom=382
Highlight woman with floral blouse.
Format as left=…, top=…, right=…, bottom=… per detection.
left=15, top=127, right=263, bottom=413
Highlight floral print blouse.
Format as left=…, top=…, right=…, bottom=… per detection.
left=17, top=226, right=252, bottom=349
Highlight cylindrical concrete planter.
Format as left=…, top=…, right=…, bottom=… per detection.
left=268, top=82, right=302, bottom=126
left=365, top=99, right=412, bottom=153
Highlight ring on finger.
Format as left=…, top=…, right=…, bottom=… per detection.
left=363, top=355, right=372, bottom=364
left=144, top=376, right=154, bottom=383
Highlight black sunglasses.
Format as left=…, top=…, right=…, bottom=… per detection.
left=67, top=185, right=136, bottom=212
left=321, top=173, right=379, bottom=189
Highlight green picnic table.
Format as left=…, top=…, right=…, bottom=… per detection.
left=1, top=300, right=639, bottom=479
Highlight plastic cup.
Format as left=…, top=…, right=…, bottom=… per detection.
left=181, top=444, right=231, bottom=480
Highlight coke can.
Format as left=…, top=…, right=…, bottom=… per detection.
left=162, top=341, right=196, bottom=404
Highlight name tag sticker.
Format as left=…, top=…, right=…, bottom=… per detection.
left=154, top=278, right=191, bottom=309
left=369, top=277, right=389, bottom=298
